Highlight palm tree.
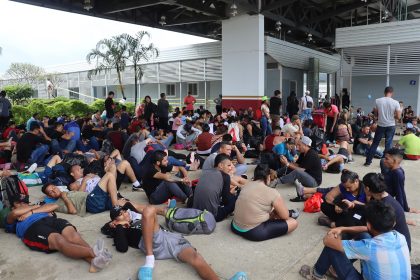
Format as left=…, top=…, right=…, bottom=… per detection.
left=86, top=35, right=128, bottom=99
left=123, top=31, right=159, bottom=106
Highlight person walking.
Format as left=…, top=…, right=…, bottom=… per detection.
left=364, top=86, right=401, bottom=166
left=105, top=91, right=115, bottom=121
left=214, top=94, right=222, bottom=115
left=260, top=96, right=272, bottom=138
left=269, top=90, right=282, bottom=129
left=286, top=91, right=299, bottom=118
left=299, top=90, right=313, bottom=121
left=157, top=93, right=170, bottom=131
left=184, top=91, right=196, bottom=114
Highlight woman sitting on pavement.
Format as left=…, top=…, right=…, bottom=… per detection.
left=316, top=170, right=367, bottom=228
left=231, top=164, right=299, bottom=242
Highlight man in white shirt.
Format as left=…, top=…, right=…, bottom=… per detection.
left=300, top=90, right=314, bottom=121
left=364, top=86, right=401, bottom=166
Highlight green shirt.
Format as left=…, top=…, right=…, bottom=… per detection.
left=399, top=134, right=420, bottom=156
left=56, top=191, right=88, bottom=217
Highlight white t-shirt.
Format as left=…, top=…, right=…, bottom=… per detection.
left=282, top=123, right=299, bottom=134
left=301, top=95, right=314, bottom=110
left=77, top=175, right=101, bottom=193
left=128, top=209, right=142, bottom=222
left=375, top=97, right=401, bottom=127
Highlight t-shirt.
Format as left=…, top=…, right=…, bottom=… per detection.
left=272, top=142, right=294, bottom=162
left=269, top=96, right=282, bottom=115
left=233, top=181, right=281, bottom=230
left=45, top=127, right=63, bottom=140
left=192, top=169, right=230, bottom=216
left=375, top=96, right=400, bottom=127
left=16, top=132, right=50, bottom=163
left=64, top=121, right=81, bottom=141
left=203, top=152, right=238, bottom=170
left=342, top=231, right=411, bottom=280
left=354, top=131, right=372, bottom=151
left=6, top=212, right=49, bottom=239
left=172, top=117, right=182, bottom=131
left=142, top=163, right=172, bottom=198
left=0, top=97, right=11, bottom=117
left=296, top=149, right=322, bottom=185
left=264, top=134, right=276, bottom=152
left=301, top=96, right=313, bottom=110
left=398, top=134, right=420, bottom=156
left=157, top=99, right=169, bottom=118
left=56, top=192, right=88, bottom=217
left=324, top=104, right=339, bottom=118
left=184, top=95, right=196, bottom=111
left=130, top=140, right=148, bottom=164
left=384, top=168, right=409, bottom=212
left=196, top=132, right=213, bottom=152
left=77, top=176, right=101, bottom=193
left=105, top=97, right=114, bottom=118
left=282, top=123, right=299, bottom=135
left=381, top=195, right=411, bottom=251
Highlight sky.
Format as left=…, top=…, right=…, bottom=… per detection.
left=0, top=0, right=213, bottom=75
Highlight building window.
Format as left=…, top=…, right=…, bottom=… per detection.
left=290, top=80, right=297, bottom=94
left=188, top=83, right=198, bottom=96
left=166, top=84, right=176, bottom=96
left=69, top=87, right=80, bottom=99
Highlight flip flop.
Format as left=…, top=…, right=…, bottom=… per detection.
left=138, top=266, right=153, bottom=280
left=229, top=272, right=248, bottom=280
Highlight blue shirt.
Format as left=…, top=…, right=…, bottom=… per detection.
left=64, top=121, right=81, bottom=141
left=342, top=231, right=411, bottom=280
left=6, top=212, right=49, bottom=239
left=338, top=183, right=366, bottom=203
left=272, top=142, right=294, bottom=162
left=384, top=168, right=409, bottom=212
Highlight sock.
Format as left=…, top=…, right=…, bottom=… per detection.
left=144, top=255, right=155, bottom=268
left=133, top=181, right=140, bottom=187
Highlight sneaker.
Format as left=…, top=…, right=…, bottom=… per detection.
left=167, top=199, right=177, bottom=209
left=294, top=179, right=304, bottom=197
left=26, top=163, right=37, bottom=174
left=290, top=196, right=305, bottom=202
left=241, top=174, right=248, bottom=180
left=132, top=186, right=142, bottom=192
left=138, top=266, right=153, bottom=280
left=318, top=216, right=333, bottom=227
left=117, top=192, right=130, bottom=201
left=299, top=265, right=327, bottom=280
left=229, top=272, right=248, bottom=280
left=363, top=162, right=371, bottom=167
left=289, top=209, right=300, bottom=219
left=268, top=178, right=279, bottom=188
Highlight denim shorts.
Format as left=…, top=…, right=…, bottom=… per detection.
left=86, top=185, right=112, bottom=213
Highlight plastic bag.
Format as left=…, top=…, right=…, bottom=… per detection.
left=303, top=192, right=323, bottom=213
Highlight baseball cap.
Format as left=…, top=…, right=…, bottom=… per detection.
left=261, top=96, right=268, bottom=101
left=301, top=136, right=312, bottom=147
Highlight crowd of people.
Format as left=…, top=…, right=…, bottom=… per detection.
left=0, top=86, right=418, bottom=279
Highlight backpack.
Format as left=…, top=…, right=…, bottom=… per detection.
left=0, top=175, right=29, bottom=208
left=305, top=96, right=313, bottom=108
left=62, top=153, right=87, bottom=168
left=101, top=139, right=115, bottom=155
left=165, top=207, right=216, bottom=235
left=311, top=127, right=326, bottom=153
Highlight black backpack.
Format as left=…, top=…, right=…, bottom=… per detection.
left=311, top=127, right=326, bottom=152
left=0, top=175, right=29, bottom=208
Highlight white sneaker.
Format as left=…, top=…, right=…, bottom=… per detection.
left=294, top=179, right=304, bottom=197
left=26, top=163, right=37, bottom=174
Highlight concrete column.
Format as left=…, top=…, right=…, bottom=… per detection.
left=307, top=57, right=320, bottom=105
left=222, top=14, right=265, bottom=110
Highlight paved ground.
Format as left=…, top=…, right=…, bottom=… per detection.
left=0, top=153, right=419, bottom=280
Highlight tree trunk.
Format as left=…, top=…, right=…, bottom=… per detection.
left=134, top=64, right=138, bottom=107
left=116, top=66, right=125, bottom=99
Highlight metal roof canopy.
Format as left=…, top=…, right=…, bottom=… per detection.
left=11, top=0, right=420, bottom=55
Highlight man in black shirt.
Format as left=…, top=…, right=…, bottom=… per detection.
left=270, top=90, right=282, bottom=129
left=157, top=92, right=170, bottom=131
left=276, top=136, right=322, bottom=202
left=46, top=122, right=76, bottom=155
left=104, top=91, right=115, bottom=120
left=16, top=122, right=51, bottom=167
left=142, top=150, right=192, bottom=205
left=353, top=124, right=383, bottom=158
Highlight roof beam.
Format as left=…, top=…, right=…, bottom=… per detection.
left=172, top=0, right=226, bottom=18
left=100, top=0, right=168, bottom=14
left=164, top=16, right=220, bottom=26
left=261, top=0, right=297, bottom=12
left=301, top=0, right=375, bottom=25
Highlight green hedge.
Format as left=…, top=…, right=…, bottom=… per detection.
left=11, top=98, right=135, bottom=126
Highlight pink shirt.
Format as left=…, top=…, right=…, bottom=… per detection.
left=324, top=105, right=339, bottom=118
left=184, top=95, right=196, bottom=111
left=172, top=117, right=182, bottom=131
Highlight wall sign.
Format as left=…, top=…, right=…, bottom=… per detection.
left=409, top=80, right=416, bottom=85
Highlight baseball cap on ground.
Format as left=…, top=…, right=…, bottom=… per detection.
left=301, top=136, right=312, bottom=147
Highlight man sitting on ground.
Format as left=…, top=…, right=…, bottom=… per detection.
left=203, top=141, right=248, bottom=176
left=353, top=124, right=383, bottom=158
left=396, top=128, right=420, bottom=160
left=299, top=200, right=411, bottom=280
left=5, top=195, right=112, bottom=273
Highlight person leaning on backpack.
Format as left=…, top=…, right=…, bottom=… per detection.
left=300, top=90, right=313, bottom=121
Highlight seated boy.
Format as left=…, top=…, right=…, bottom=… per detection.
left=397, top=128, right=420, bottom=160
left=5, top=194, right=112, bottom=273
left=299, top=200, right=411, bottom=280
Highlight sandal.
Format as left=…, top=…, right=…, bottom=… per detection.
left=229, top=272, right=248, bottom=280
left=299, top=265, right=327, bottom=280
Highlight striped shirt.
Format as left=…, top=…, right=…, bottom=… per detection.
left=342, top=231, right=411, bottom=279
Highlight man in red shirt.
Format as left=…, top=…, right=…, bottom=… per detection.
left=184, top=92, right=196, bottom=113
left=323, top=101, right=339, bottom=142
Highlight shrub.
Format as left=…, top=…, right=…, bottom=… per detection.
left=3, top=84, right=35, bottom=105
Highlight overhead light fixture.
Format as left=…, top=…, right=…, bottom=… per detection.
left=307, top=33, right=313, bottom=42
left=361, top=0, right=367, bottom=2
left=230, top=1, right=238, bottom=17
left=159, top=15, right=166, bottom=26
left=287, top=30, right=292, bottom=34
left=275, top=21, right=282, bottom=32
left=83, top=0, right=93, bottom=11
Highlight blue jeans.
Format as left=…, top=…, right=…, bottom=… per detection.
left=29, top=144, right=49, bottom=165
left=149, top=134, right=174, bottom=149
left=300, top=109, right=312, bottom=121
left=365, top=125, right=395, bottom=164
left=314, top=247, right=363, bottom=280
left=261, top=116, right=272, bottom=138
left=51, top=139, right=77, bottom=155
left=355, top=144, right=383, bottom=158
left=76, top=137, right=100, bottom=152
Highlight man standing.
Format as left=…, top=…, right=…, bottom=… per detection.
left=0, top=90, right=11, bottom=130
left=270, top=90, right=282, bottom=129
left=157, top=93, right=170, bottom=131
left=105, top=91, right=115, bottom=121
left=214, top=94, right=222, bottom=115
left=364, top=86, right=401, bottom=166
left=184, top=91, right=196, bottom=113
left=299, top=90, right=313, bottom=121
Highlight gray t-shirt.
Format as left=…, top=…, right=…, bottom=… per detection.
left=130, top=140, right=148, bottom=164
left=202, top=153, right=217, bottom=170
left=56, top=191, right=88, bottom=217
left=375, top=97, right=400, bottom=127
left=192, top=169, right=227, bottom=216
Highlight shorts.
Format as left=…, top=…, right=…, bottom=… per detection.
left=139, top=229, right=192, bottom=261
left=337, top=148, right=349, bottom=162
left=86, top=185, right=112, bottom=213
left=23, top=216, right=74, bottom=253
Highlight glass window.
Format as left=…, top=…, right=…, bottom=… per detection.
left=188, top=83, right=198, bottom=96
left=166, top=84, right=176, bottom=96
left=69, top=87, right=79, bottom=99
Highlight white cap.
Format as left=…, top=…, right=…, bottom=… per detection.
left=301, top=136, right=312, bottom=147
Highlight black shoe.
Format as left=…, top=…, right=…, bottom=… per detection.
left=363, top=163, right=371, bottom=167
left=290, top=196, right=305, bottom=202
left=132, top=186, right=142, bottom=192
left=241, top=174, right=248, bottom=180
left=117, top=192, right=130, bottom=201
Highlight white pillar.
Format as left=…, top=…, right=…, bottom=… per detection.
left=417, top=75, right=420, bottom=115
left=222, top=14, right=265, bottom=109
left=386, top=45, right=391, bottom=86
